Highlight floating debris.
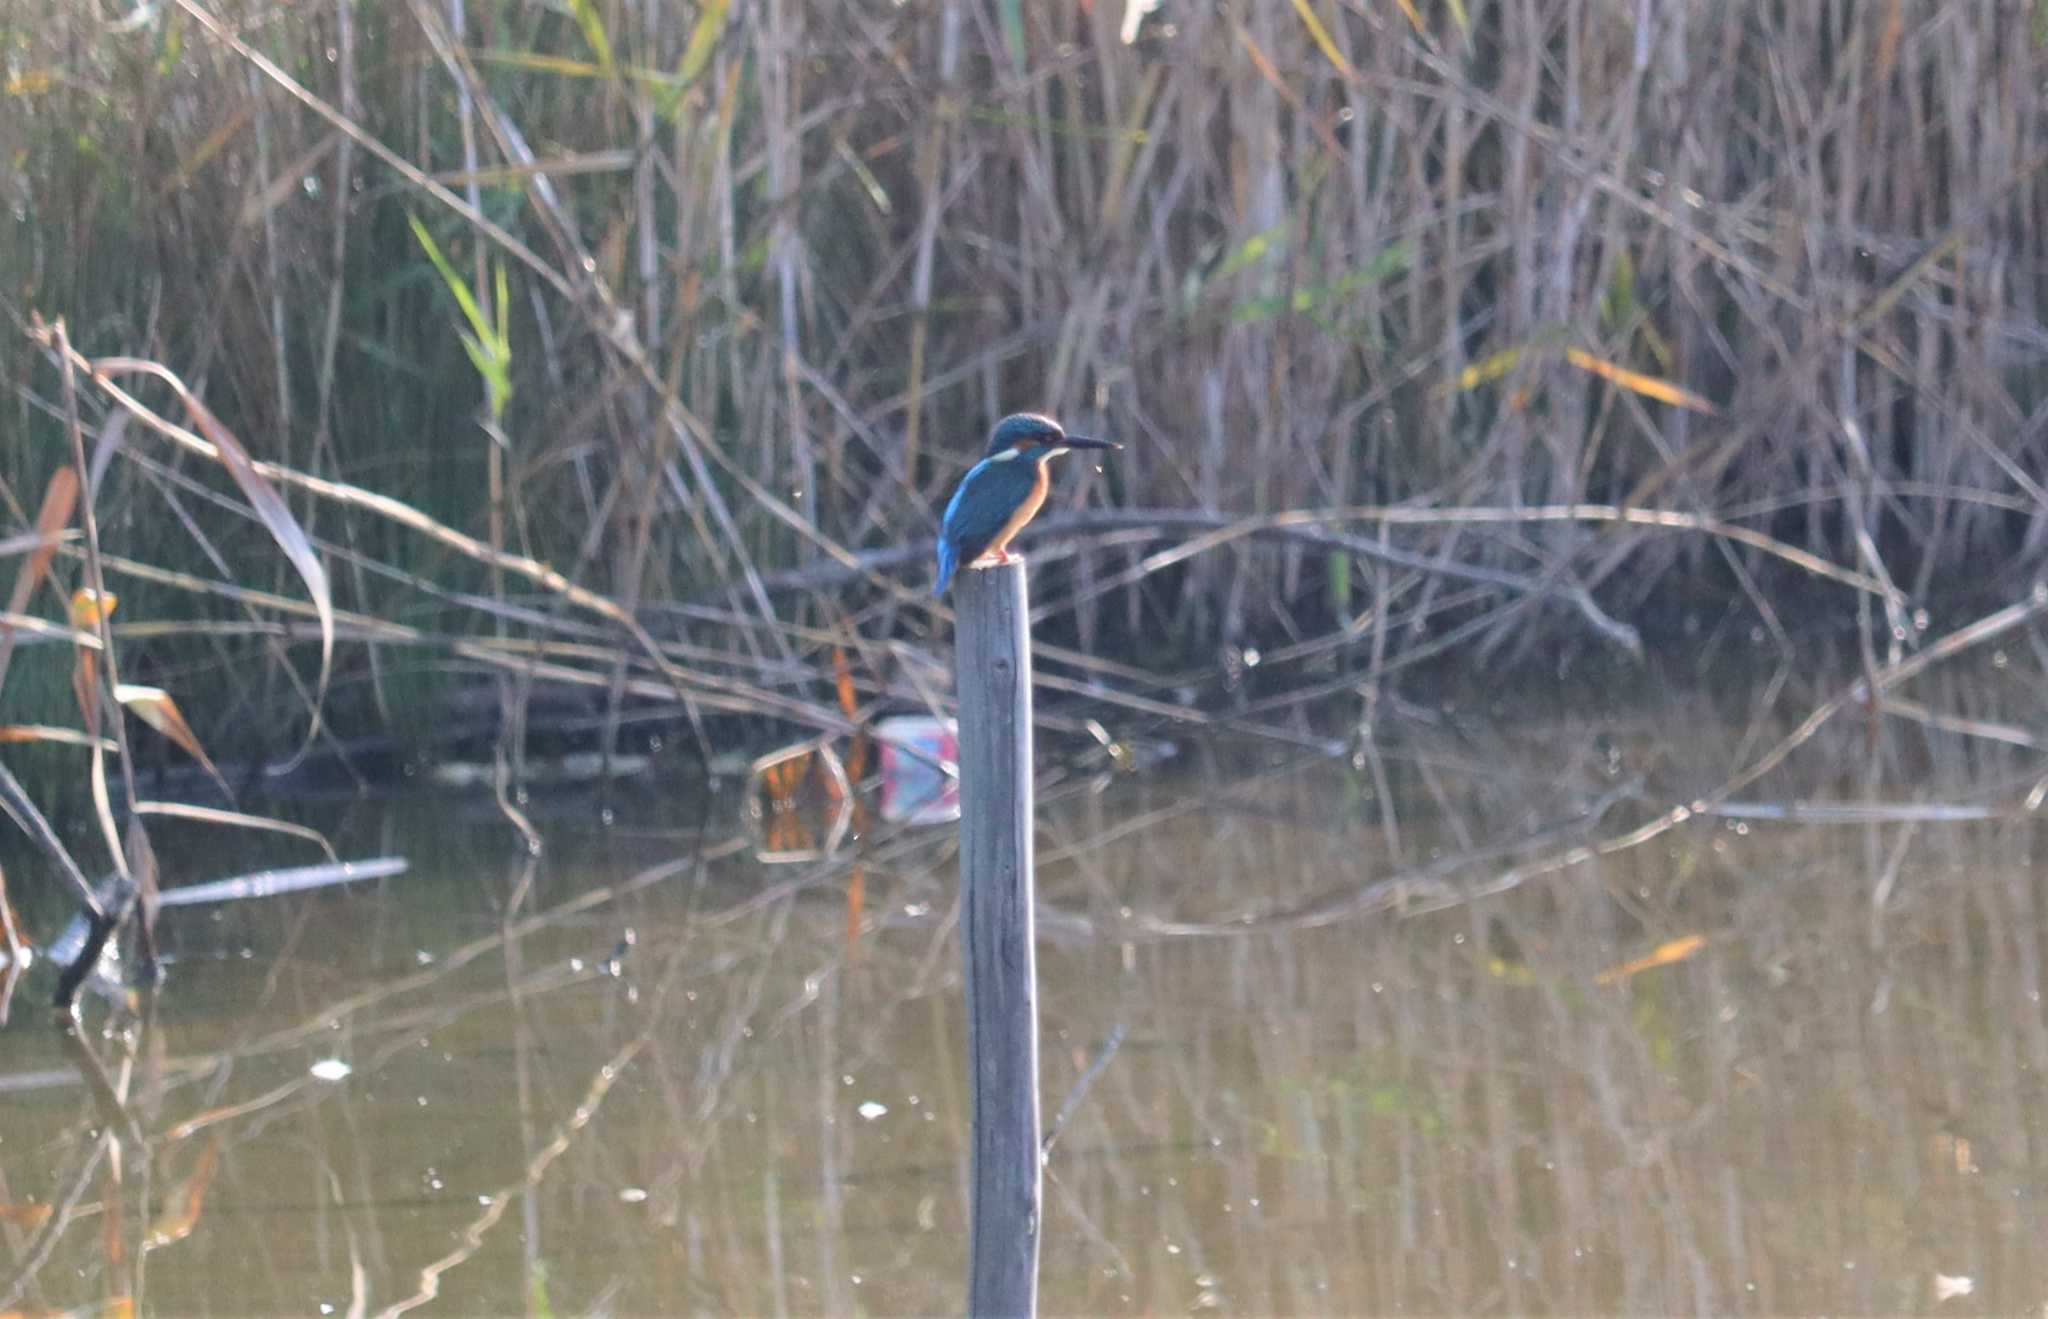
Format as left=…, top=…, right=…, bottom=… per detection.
left=876, top=716, right=959, bottom=824
left=1933, top=1273, right=1973, bottom=1302
left=745, top=740, right=852, bottom=863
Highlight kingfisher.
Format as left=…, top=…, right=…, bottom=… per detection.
left=933, top=413, right=1119, bottom=597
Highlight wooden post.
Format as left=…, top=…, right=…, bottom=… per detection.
left=953, top=558, right=1041, bottom=1319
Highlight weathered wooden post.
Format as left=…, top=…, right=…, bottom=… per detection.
left=952, top=556, right=1041, bottom=1318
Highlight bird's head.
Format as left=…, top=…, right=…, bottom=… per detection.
left=983, top=412, right=1119, bottom=464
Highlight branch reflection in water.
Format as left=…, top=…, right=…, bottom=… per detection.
left=2, top=640, right=2045, bottom=1314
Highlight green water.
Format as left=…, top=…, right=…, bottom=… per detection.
left=3, top=671, right=2047, bottom=1315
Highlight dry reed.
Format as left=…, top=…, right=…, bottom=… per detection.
left=2, top=0, right=2046, bottom=765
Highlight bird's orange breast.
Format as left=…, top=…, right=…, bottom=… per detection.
left=983, top=460, right=1050, bottom=559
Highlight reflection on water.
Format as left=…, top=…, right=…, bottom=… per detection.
left=4, top=665, right=2047, bottom=1315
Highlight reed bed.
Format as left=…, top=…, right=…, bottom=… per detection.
left=3, top=0, right=2048, bottom=772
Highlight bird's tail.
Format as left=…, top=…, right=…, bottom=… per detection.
left=933, top=541, right=956, bottom=597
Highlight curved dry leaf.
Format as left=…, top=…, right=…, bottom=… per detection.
left=23, top=467, right=79, bottom=594
left=1564, top=347, right=1718, bottom=415
left=116, top=684, right=233, bottom=799
left=1595, top=933, right=1707, bottom=986
left=71, top=643, right=102, bottom=735
left=130, top=801, right=336, bottom=861
left=0, top=724, right=117, bottom=751
left=67, top=587, right=116, bottom=628
left=90, top=359, right=333, bottom=771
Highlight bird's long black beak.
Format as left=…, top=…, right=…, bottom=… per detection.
left=1062, top=435, right=1119, bottom=451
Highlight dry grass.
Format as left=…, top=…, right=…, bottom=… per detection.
left=3, top=0, right=2047, bottom=760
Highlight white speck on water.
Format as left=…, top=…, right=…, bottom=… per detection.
left=414, top=950, right=435, bottom=965
left=858, top=1101, right=888, bottom=1121
left=619, top=1187, right=649, bottom=1203
left=309, top=1059, right=352, bottom=1081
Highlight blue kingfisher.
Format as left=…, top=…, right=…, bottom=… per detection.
left=933, top=413, right=1119, bottom=596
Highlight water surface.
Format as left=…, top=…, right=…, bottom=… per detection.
left=4, top=668, right=2046, bottom=1315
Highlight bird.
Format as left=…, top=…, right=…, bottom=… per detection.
left=933, top=413, right=1119, bottom=597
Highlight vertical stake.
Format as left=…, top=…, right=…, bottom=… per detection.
left=953, top=557, right=1041, bottom=1318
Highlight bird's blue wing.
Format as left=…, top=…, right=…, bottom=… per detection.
left=935, top=458, right=1036, bottom=595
